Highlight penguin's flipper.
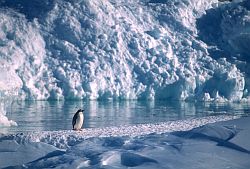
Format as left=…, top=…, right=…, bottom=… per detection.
left=72, top=113, right=78, bottom=129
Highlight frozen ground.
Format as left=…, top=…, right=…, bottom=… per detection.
left=0, top=115, right=249, bottom=168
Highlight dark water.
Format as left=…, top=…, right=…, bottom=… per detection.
left=2, top=100, right=250, bottom=133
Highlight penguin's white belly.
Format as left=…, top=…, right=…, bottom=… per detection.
left=74, top=113, right=84, bottom=130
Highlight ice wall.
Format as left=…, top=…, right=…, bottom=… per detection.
left=0, top=66, right=20, bottom=126
left=0, top=0, right=249, bottom=101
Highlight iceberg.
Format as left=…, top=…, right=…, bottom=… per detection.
left=0, top=0, right=249, bottom=101
left=0, top=66, right=20, bottom=126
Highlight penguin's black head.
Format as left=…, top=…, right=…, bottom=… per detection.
left=77, top=109, right=84, bottom=113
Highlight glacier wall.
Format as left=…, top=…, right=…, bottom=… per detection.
left=0, top=0, right=249, bottom=101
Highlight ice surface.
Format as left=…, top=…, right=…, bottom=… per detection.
left=0, top=0, right=249, bottom=101
left=0, top=115, right=249, bottom=168
left=0, top=96, right=18, bottom=127
left=9, top=115, right=238, bottom=149
left=0, top=99, right=17, bottom=126
left=0, top=66, right=19, bottom=126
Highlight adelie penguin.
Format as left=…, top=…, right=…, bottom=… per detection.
left=72, top=109, right=84, bottom=130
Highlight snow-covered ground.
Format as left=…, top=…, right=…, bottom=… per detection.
left=0, top=115, right=249, bottom=168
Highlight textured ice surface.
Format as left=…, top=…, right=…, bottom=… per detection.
left=1, top=115, right=249, bottom=169
left=0, top=67, right=19, bottom=126
left=13, top=115, right=238, bottom=149
left=0, top=0, right=249, bottom=101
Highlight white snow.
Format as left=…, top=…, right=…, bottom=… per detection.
left=0, top=0, right=249, bottom=102
left=0, top=115, right=249, bottom=168
left=0, top=66, right=19, bottom=126
left=25, top=115, right=238, bottom=148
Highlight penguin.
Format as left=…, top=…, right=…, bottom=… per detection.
left=72, top=109, right=84, bottom=130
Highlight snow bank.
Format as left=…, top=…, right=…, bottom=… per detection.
left=0, top=0, right=249, bottom=101
left=0, top=8, right=45, bottom=125
left=1, top=115, right=249, bottom=168
left=10, top=115, right=238, bottom=149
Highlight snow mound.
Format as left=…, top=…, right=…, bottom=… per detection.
left=1, top=115, right=249, bottom=169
